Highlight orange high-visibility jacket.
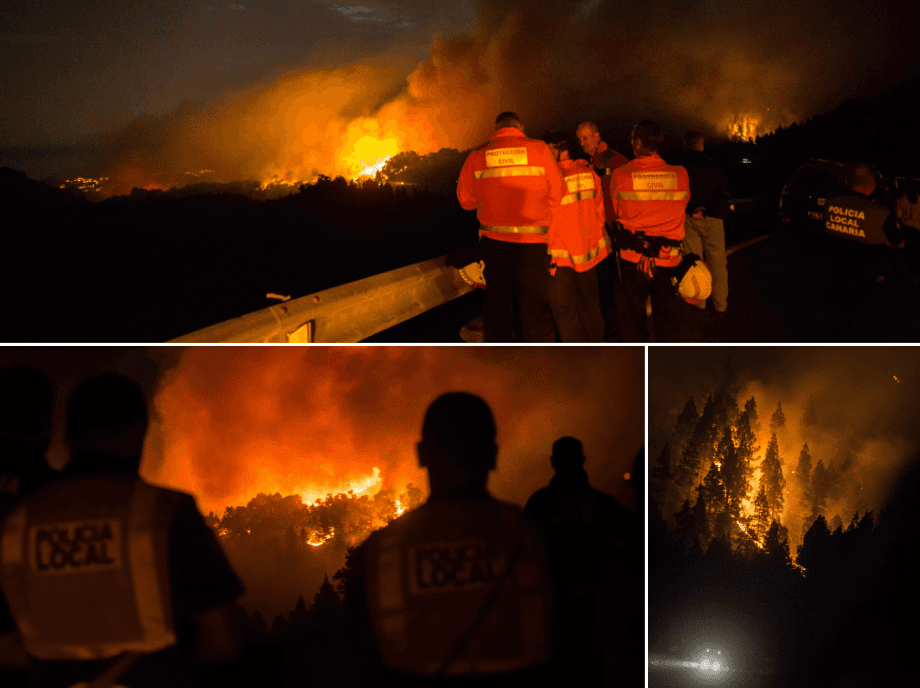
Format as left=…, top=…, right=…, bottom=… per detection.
left=547, top=158, right=611, bottom=272
left=0, top=475, right=179, bottom=660
left=610, top=154, right=690, bottom=267
left=457, top=127, right=566, bottom=244
left=363, top=498, right=552, bottom=676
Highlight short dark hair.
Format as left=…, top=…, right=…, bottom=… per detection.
left=550, top=436, right=585, bottom=472
left=67, top=374, right=148, bottom=444
left=544, top=131, right=575, bottom=158
left=684, top=130, right=705, bottom=148
left=0, top=366, right=54, bottom=441
left=421, top=392, right=496, bottom=470
left=495, top=111, right=521, bottom=129
left=632, top=120, right=663, bottom=152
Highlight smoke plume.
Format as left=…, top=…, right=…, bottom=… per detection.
left=96, top=0, right=920, bottom=195
left=145, top=346, right=644, bottom=516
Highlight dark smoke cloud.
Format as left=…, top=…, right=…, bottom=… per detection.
left=95, top=0, right=920, bottom=191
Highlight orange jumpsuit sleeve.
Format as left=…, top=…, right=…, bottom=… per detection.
left=542, top=145, right=566, bottom=209
left=456, top=153, right=478, bottom=211
left=592, top=168, right=605, bottom=230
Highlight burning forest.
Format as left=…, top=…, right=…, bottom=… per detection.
left=649, top=347, right=920, bottom=687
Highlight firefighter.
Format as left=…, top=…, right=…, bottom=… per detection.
left=610, top=120, right=693, bottom=342
left=0, top=374, right=244, bottom=687
left=457, top=112, right=565, bottom=342
left=676, top=131, right=731, bottom=312
left=577, top=123, right=630, bottom=339
left=542, top=132, right=610, bottom=342
left=361, top=392, right=553, bottom=687
left=575, top=122, right=629, bottom=179
left=0, top=366, right=58, bottom=517
left=525, top=437, right=642, bottom=687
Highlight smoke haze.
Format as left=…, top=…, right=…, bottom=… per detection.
left=650, top=347, right=920, bottom=551
left=145, top=346, right=644, bottom=515
left=95, top=0, right=920, bottom=194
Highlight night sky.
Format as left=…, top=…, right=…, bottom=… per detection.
left=3, top=0, right=918, bottom=183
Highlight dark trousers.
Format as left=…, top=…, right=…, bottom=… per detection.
left=614, top=259, right=693, bottom=342
left=480, top=235, right=555, bottom=343
left=547, top=265, right=605, bottom=342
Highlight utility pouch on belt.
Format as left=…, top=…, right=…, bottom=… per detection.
left=621, top=230, right=682, bottom=258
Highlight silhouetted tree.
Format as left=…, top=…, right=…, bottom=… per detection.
left=770, top=401, right=786, bottom=432
left=651, top=442, right=676, bottom=519
left=761, top=433, right=786, bottom=521
left=744, top=396, right=761, bottom=435
left=672, top=395, right=699, bottom=459
left=673, top=498, right=694, bottom=543
left=752, top=482, right=770, bottom=542
left=796, top=444, right=814, bottom=512
left=762, top=519, right=791, bottom=569
left=287, top=594, right=310, bottom=626
left=797, top=514, right=832, bottom=574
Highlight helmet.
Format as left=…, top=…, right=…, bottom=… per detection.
left=671, top=253, right=712, bottom=303
left=459, top=260, right=486, bottom=289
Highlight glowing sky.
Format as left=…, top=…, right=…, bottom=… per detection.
left=2, top=0, right=918, bottom=180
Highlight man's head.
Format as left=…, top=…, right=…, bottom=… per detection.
left=495, top=111, right=523, bottom=130
left=67, top=373, right=148, bottom=472
left=417, top=392, right=497, bottom=495
left=544, top=131, right=575, bottom=162
left=684, top=130, right=705, bottom=152
left=631, top=120, right=663, bottom=157
left=847, top=164, right=877, bottom=196
left=550, top=436, right=586, bottom=476
left=0, top=366, right=54, bottom=450
left=576, top=122, right=602, bottom=157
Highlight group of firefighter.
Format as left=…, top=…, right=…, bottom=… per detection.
left=0, top=367, right=641, bottom=687
left=457, top=111, right=727, bottom=342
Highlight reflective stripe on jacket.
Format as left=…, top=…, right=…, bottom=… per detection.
left=457, top=128, right=565, bottom=244
left=0, top=475, right=179, bottom=660
left=363, top=498, right=552, bottom=676
left=611, top=154, right=690, bottom=266
left=548, top=159, right=611, bottom=272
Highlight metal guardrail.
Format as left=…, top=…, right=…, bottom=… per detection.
left=169, top=255, right=475, bottom=343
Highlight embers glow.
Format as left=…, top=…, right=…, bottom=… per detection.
left=297, top=466, right=382, bottom=506
left=307, top=527, right=335, bottom=547
left=726, top=114, right=761, bottom=142
left=395, top=498, right=406, bottom=517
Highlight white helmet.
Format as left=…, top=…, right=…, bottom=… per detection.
left=671, top=253, right=712, bottom=303
left=459, top=260, right=486, bottom=289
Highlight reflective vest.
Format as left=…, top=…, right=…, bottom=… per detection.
left=548, top=159, right=611, bottom=272
left=0, top=475, right=179, bottom=660
left=364, top=498, right=552, bottom=676
left=457, top=128, right=566, bottom=244
left=611, top=154, right=690, bottom=267
left=823, top=195, right=891, bottom=244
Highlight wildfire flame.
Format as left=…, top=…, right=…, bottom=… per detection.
left=307, top=527, right=335, bottom=547
left=726, top=114, right=760, bottom=142
left=297, top=466, right=382, bottom=506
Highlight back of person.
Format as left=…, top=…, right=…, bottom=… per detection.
left=360, top=392, right=553, bottom=687
left=0, top=373, right=243, bottom=688
left=457, top=124, right=564, bottom=244
left=549, top=157, right=610, bottom=273
left=364, top=498, right=551, bottom=680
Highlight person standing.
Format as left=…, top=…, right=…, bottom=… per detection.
left=678, top=131, right=731, bottom=312
left=543, top=132, right=611, bottom=342
left=610, top=120, right=692, bottom=342
left=457, top=112, right=565, bottom=342
left=525, top=437, right=642, bottom=686
left=359, top=392, right=553, bottom=687
left=0, top=374, right=244, bottom=688
left=576, top=122, right=630, bottom=340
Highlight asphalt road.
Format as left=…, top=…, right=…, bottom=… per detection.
left=370, top=201, right=920, bottom=343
